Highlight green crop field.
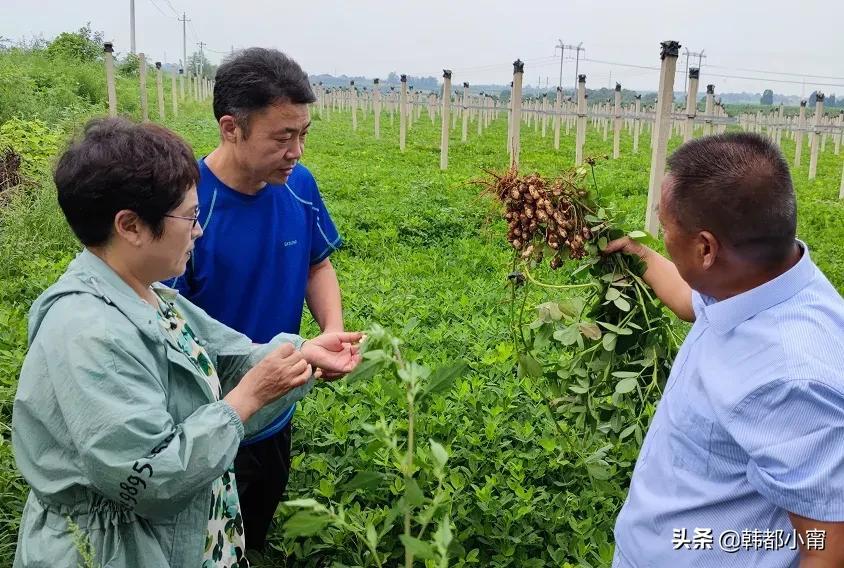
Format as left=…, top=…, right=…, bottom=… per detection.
left=1, top=42, right=843, bottom=568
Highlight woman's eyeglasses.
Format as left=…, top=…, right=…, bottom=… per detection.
left=164, top=208, right=200, bottom=229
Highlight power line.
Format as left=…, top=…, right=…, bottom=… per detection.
left=159, top=0, right=180, bottom=17
left=704, top=63, right=844, bottom=82
left=147, top=0, right=173, bottom=19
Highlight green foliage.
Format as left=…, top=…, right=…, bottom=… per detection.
left=0, top=118, right=61, bottom=174
left=282, top=324, right=466, bottom=567
left=46, top=24, right=103, bottom=63
left=117, top=53, right=140, bottom=77
left=760, top=89, right=774, bottom=106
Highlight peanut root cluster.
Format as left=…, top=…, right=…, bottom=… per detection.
left=483, top=167, right=596, bottom=268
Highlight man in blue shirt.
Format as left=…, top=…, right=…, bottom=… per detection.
left=172, top=48, right=345, bottom=554
left=606, top=132, right=844, bottom=567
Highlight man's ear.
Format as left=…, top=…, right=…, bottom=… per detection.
left=698, top=231, right=720, bottom=270
left=219, top=115, right=240, bottom=144
left=114, top=209, right=145, bottom=247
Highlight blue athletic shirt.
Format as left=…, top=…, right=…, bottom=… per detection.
left=171, top=158, right=343, bottom=443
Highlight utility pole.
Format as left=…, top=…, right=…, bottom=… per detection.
left=572, top=42, right=584, bottom=94
left=556, top=41, right=585, bottom=93
left=179, top=13, right=190, bottom=73
left=196, top=41, right=206, bottom=78
left=683, top=48, right=706, bottom=99
left=555, top=40, right=565, bottom=90
left=129, top=0, right=136, bottom=54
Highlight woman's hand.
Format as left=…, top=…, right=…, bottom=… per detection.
left=224, top=343, right=313, bottom=422
left=301, top=331, right=363, bottom=381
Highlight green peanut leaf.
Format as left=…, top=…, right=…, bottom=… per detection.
left=400, top=535, right=435, bottom=559
left=615, top=377, right=638, bottom=394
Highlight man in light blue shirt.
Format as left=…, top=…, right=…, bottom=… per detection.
left=607, top=132, right=844, bottom=567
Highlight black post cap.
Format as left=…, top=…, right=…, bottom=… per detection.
left=816, top=92, right=825, bottom=102
left=179, top=68, right=183, bottom=74
left=513, top=59, right=524, bottom=73
left=374, top=78, right=380, bottom=84
left=689, top=67, right=700, bottom=79
left=400, top=74, right=407, bottom=82
left=103, top=42, right=114, bottom=53
left=660, top=40, right=681, bottom=59
left=706, top=84, right=715, bottom=94
left=800, top=100, right=807, bottom=106
left=350, top=80, right=355, bottom=85
left=635, top=94, right=642, bottom=99
left=443, top=69, right=452, bottom=79
left=557, top=86, right=562, bottom=92
left=578, top=74, right=586, bottom=83
left=463, top=81, right=469, bottom=88
left=615, top=83, right=621, bottom=91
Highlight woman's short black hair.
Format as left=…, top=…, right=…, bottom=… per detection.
left=213, top=48, right=316, bottom=136
left=666, top=132, right=797, bottom=266
left=54, top=117, right=199, bottom=246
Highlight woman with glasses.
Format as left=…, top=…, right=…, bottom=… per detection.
left=11, top=117, right=362, bottom=568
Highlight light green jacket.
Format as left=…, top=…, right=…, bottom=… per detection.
left=12, top=249, right=314, bottom=567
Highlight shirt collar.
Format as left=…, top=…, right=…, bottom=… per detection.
left=696, top=240, right=816, bottom=335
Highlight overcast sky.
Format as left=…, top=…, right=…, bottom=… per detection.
left=4, top=0, right=843, bottom=97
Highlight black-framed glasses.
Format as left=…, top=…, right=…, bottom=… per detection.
left=164, top=208, right=200, bottom=229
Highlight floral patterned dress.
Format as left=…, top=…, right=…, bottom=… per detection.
left=152, top=290, right=250, bottom=568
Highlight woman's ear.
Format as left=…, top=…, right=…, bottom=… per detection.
left=698, top=231, right=720, bottom=270
left=113, top=209, right=145, bottom=247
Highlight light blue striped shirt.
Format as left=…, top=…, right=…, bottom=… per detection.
left=613, top=242, right=844, bottom=567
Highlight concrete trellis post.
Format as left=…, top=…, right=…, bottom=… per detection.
left=478, top=93, right=484, bottom=136
left=633, top=95, right=642, bottom=154
left=613, top=83, right=622, bottom=159
left=179, top=70, right=185, bottom=101
left=350, top=81, right=358, bottom=131
left=835, top=111, right=843, bottom=155
left=171, top=71, right=179, bottom=117
left=440, top=70, right=452, bottom=170
left=840, top=158, right=844, bottom=199
left=139, top=53, right=149, bottom=122
left=775, top=103, right=784, bottom=147
left=399, top=76, right=408, bottom=152
left=575, top=75, right=587, bottom=166
left=509, top=61, right=524, bottom=168
left=809, top=94, right=825, bottom=180
left=373, top=79, right=381, bottom=140
left=645, top=40, right=681, bottom=235
left=795, top=101, right=807, bottom=167
left=154, top=62, right=166, bottom=121
left=103, top=43, right=118, bottom=117
left=553, top=87, right=562, bottom=151
left=684, top=68, right=699, bottom=143
left=462, top=82, right=469, bottom=143
left=602, top=100, right=610, bottom=141
left=704, top=85, right=714, bottom=137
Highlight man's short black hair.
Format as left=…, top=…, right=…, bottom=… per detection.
left=54, top=117, right=199, bottom=246
left=665, top=132, right=797, bottom=266
left=213, top=48, right=316, bottom=135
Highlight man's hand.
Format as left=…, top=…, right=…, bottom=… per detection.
left=603, top=236, right=653, bottom=259
left=301, top=331, right=363, bottom=381
left=603, top=236, right=696, bottom=323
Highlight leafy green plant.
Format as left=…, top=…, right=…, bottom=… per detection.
left=45, top=24, right=103, bottom=63
left=283, top=323, right=467, bottom=567
left=483, top=164, right=680, bottom=475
